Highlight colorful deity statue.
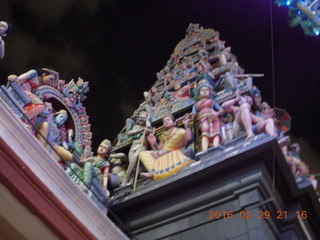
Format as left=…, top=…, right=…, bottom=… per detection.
left=37, top=109, right=74, bottom=162
left=67, top=139, right=112, bottom=197
left=7, top=69, right=58, bottom=122
left=222, top=90, right=277, bottom=139
left=35, top=101, right=54, bottom=129
left=139, top=113, right=193, bottom=181
left=193, top=80, right=224, bottom=151
left=121, top=111, right=152, bottom=186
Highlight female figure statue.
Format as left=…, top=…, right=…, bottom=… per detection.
left=67, top=139, right=112, bottom=197
left=193, top=80, right=224, bottom=151
left=139, top=114, right=193, bottom=181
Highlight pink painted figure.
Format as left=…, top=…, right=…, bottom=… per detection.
left=193, top=80, right=224, bottom=151
left=222, top=90, right=277, bottom=139
left=173, top=83, right=191, bottom=101
left=7, top=69, right=56, bottom=121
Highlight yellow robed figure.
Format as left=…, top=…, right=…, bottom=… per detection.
left=139, top=114, right=193, bottom=181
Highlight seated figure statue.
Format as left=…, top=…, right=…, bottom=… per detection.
left=37, top=109, right=73, bottom=162
left=139, top=113, right=193, bottom=181
left=7, top=68, right=58, bottom=130
left=222, top=90, right=277, bottom=139
left=66, top=139, right=111, bottom=196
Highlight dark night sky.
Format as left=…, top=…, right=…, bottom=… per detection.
left=0, top=0, right=319, bottom=173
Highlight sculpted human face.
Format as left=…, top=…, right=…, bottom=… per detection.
left=199, top=86, right=210, bottom=99
left=41, top=73, right=55, bottom=85
left=0, top=21, right=8, bottom=36
left=43, top=102, right=53, bottom=115
left=55, top=113, right=67, bottom=125
left=138, top=113, right=147, bottom=126
left=243, top=95, right=253, bottom=106
left=163, top=116, right=175, bottom=129
left=97, top=143, right=109, bottom=156
left=261, top=102, right=270, bottom=115
left=254, top=93, right=262, bottom=106
left=151, top=87, right=158, bottom=95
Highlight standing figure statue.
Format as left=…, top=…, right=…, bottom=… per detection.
left=121, top=111, right=151, bottom=186
left=139, top=113, right=193, bottom=181
left=0, top=21, right=12, bottom=60
left=193, top=80, right=224, bottom=151
left=222, top=90, right=277, bottom=139
left=37, top=109, right=73, bottom=162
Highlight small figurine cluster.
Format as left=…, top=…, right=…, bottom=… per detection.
left=110, top=23, right=318, bottom=195
left=2, top=68, right=93, bottom=163
left=1, top=23, right=317, bottom=203
left=114, top=24, right=278, bottom=154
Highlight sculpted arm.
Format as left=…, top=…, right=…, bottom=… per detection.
left=8, top=70, right=38, bottom=83
left=221, top=90, right=240, bottom=113
left=0, top=37, right=4, bottom=59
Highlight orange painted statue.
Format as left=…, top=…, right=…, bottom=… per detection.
left=7, top=69, right=58, bottom=121
left=193, top=80, right=224, bottom=151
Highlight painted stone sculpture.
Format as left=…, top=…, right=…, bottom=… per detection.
left=139, top=114, right=193, bottom=181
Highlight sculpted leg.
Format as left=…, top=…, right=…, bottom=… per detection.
left=201, top=120, right=210, bottom=151
left=265, top=118, right=277, bottom=137
left=121, top=156, right=137, bottom=186
left=121, top=146, right=141, bottom=186
left=255, top=118, right=277, bottom=137
left=37, top=122, right=49, bottom=145
left=236, top=103, right=254, bottom=138
left=53, top=145, right=73, bottom=162
left=212, top=135, right=220, bottom=147
left=201, top=136, right=209, bottom=151
left=211, top=118, right=221, bottom=147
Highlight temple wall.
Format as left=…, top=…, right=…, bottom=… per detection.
left=110, top=135, right=320, bottom=240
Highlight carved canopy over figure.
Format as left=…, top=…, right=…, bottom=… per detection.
left=139, top=114, right=193, bottom=181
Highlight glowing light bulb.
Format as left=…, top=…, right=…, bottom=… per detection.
left=313, top=27, right=320, bottom=36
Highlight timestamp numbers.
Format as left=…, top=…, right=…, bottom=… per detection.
left=208, top=211, right=234, bottom=219
left=276, top=210, right=308, bottom=219
left=208, top=210, right=308, bottom=220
